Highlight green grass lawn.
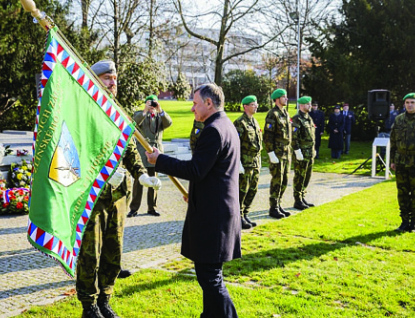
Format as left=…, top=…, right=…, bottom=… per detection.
left=19, top=180, right=415, bottom=317
left=157, top=101, right=379, bottom=176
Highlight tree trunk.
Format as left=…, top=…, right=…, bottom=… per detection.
left=113, top=0, right=119, bottom=70
left=81, top=0, right=90, bottom=29
left=148, top=0, right=154, bottom=58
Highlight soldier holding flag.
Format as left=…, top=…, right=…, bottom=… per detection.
left=76, top=60, right=162, bottom=318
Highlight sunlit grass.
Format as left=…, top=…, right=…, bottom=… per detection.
left=19, top=180, right=415, bottom=317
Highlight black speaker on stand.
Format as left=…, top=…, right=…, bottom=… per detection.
left=367, top=89, right=390, bottom=121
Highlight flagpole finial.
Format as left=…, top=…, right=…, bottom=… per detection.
left=20, top=0, right=53, bottom=30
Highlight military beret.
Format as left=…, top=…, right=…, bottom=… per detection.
left=334, top=105, right=341, bottom=109
left=271, top=89, right=287, bottom=100
left=145, top=95, right=159, bottom=102
left=403, top=93, right=415, bottom=101
left=298, top=96, right=312, bottom=104
left=241, top=95, right=257, bottom=105
left=91, top=60, right=116, bottom=76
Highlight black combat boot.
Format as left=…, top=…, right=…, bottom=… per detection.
left=241, top=216, right=252, bottom=229
left=82, top=303, right=105, bottom=318
left=97, top=296, right=120, bottom=318
left=118, top=269, right=132, bottom=278
left=294, top=199, right=309, bottom=211
left=244, top=214, right=257, bottom=227
left=269, top=207, right=285, bottom=219
left=302, top=199, right=315, bottom=207
left=395, top=219, right=411, bottom=232
left=278, top=205, right=291, bottom=217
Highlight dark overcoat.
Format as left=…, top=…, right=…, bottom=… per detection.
left=342, top=110, right=356, bottom=134
left=328, top=113, right=345, bottom=150
left=309, top=109, right=325, bottom=148
left=155, top=111, right=242, bottom=263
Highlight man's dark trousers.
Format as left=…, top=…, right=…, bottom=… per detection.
left=194, top=263, right=238, bottom=318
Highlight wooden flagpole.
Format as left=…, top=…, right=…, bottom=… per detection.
left=19, top=0, right=188, bottom=199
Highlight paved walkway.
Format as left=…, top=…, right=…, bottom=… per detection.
left=0, top=170, right=384, bottom=317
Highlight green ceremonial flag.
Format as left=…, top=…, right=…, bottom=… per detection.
left=27, top=27, right=135, bottom=277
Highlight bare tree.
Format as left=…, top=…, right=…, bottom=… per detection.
left=272, top=0, right=341, bottom=86
left=174, top=0, right=289, bottom=86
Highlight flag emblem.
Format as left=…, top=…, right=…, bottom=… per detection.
left=49, top=121, right=81, bottom=186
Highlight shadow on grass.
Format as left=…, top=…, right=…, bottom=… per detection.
left=119, top=272, right=195, bottom=297
left=226, top=230, right=402, bottom=274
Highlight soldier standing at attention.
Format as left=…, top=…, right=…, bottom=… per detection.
left=77, top=60, right=162, bottom=318
left=127, top=95, right=172, bottom=217
left=292, top=96, right=316, bottom=211
left=390, top=93, right=415, bottom=232
left=234, top=95, right=263, bottom=229
left=264, top=88, right=292, bottom=219
left=309, top=101, right=325, bottom=159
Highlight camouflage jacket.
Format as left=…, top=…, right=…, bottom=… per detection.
left=390, top=112, right=415, bottom=166
left=190, top=120, right=205, bottom=154
left=233, top=112, right=262, bottom=168
left=263, top=106, right=291, bottom=159
left=291, top=110, right=316, bottom=159
left=99, top=139, right=147, bottom=204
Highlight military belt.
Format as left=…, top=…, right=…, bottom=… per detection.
left=300, top=141, right=314, bottom=146
left=275, top=138, right=290, bottom=146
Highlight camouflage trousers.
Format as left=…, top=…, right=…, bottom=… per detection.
left=395, top=165, right=415, bottom=221
left=269, top=159, right=289, bottom=208
left=239, top=167, right=260, bottom=215
left=76, top=198, right=125, bottom=305
left=293, top=158, right=313, bottom=200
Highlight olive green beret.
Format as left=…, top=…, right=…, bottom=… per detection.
left=241, top=95, right=257, bottom=105
left=403, top=93, right=415, bottom=101
left=271, top=89, right=287, bottom=100
left=145, top=95, right=159, bottom=102
left=91, top=60, right=116, bottom=76
left=298, top=96, right=312, bottom=104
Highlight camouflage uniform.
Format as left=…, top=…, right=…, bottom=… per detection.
left=390, top=112, right=415, bottom=226
left=76, top=139, right=147, bottom=305
left=234, top=113, right=263, bottom=217
left=292, top=110, right=315, bottom=201
left=190, top=120, right=204, bottom=153
left=263, top=106, right=291, bottom=209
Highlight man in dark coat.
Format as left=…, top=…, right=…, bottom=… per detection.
left=146, top=83, right=241, bottom=318
left=309, top=102, right=325, bottom=159
left=341, top=103, right=356, bottom=154
left=328, top=105, right=345, bottom=159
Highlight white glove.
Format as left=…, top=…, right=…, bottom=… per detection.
left=139, top=173, right=162, bottom=190
left=294, top=149, right=304, bottom=161
left=267, top=151, right=279, bottom=164
left=239, top=161, right=245, bottom=174
left=108, top=167, right=126, bottom=188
